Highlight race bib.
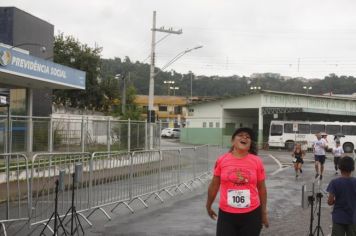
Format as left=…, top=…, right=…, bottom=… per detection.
left=227, top=189, right=251, bottom=208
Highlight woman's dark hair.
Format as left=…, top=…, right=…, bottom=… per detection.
left=229, top=127, right=258, bottom=155
left=338, top=156, right=355, bottom=172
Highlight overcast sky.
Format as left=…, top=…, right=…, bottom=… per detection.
left=3, top=0, right=356, bottom=79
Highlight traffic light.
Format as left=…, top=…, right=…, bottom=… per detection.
left=147, top=110, right=155, bottom=123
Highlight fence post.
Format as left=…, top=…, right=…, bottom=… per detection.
left=158, top=151, right=162, bottom=190
left=207, top=145, right=210, bottom=172
left=129, top=152, right=133, bottom=200
left=128, top=119, right=131, bottom=152
left=6, top=154, right=10, bottom=219
left=48, top=116, right=53, bottom=152
left=159, top=120, right=162, bottom=149
left=89, top=155, right=93, bottom=209
left=178, top=149, right=181, bottom=185
left=81, top=116, right=85, bottom=152
left=193, top=147, right=197, bottom=179
left=107, top=117, right=111, bottom=153
left=145, top=120, right=148, bottom=150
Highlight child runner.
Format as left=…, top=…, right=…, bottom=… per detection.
left=292, top=143, right=304, bottom=178
left=327, top=156, right=356, bottom=236
left=332, top=140, right=344, bottom=175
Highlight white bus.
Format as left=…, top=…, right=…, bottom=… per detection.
left=268, top=120, right=356, bottom=153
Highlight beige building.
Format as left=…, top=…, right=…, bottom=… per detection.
left=135, top=95, right=189, bottom=127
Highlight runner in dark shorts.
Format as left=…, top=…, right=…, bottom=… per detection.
left=314, top=155, right=326, bottom=165
left=292, top=143, right=305, bottom=178
left=313, top=132, right=327, bottom=180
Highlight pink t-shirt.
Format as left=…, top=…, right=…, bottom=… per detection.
left=214, top=152, right=266, bottom=213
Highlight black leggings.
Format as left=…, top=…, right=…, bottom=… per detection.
left=216, top=207, right=262, bottom=236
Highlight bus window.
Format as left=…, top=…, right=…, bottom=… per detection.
left=311, top=124, right=325, bottom=134
left=284, top=123, right=293, bottom=133
left=342, top=125, right=356, bottom=135
left=298, top=124, right=310, bottom=134
left=326, top=125, right=341, bottom=135
left=270, top=124, right=283, bottom=136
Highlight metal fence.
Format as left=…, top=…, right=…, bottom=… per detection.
left=0, top=145, right=226, bottom=235
left=0, top=115, right=161, bottom=154
left=0, top=153, right=29, bottom=236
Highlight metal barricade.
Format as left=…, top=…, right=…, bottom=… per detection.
left=194, top=145, right=209, bottom=176
left=179, top=147, right=196, bottom=183
left=129, top=150, right=161, bottom=206
left=0, top=153, right=29, bottom=236
left=159, top=149, right=180, bottom=195
left=87, top=151, right=132, bottom=219
left=29, top=152, right=91, bottom=230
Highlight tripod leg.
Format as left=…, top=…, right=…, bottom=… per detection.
left=39, top=212, right=55, bottom=235
left=74, top=209, right=84, bottom=235
left=61, top=207, right=72, bottom=226
left=55, top=213, right=68, bottom=236
left=319, top=226, right=324, bottom=236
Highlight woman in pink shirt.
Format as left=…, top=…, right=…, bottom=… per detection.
left=206, top=127, right=269, bottom=236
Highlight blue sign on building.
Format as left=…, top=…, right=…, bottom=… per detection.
left=0, top=44, right=85, bottom=89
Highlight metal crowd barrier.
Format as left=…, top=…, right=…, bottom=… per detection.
left=1, top=145, right=222, bottom=235
left=29, top=152, right=92, bottom=232
left=86, top=151, right=132, bottom=220
left=0, top=153, right=29, bottom=236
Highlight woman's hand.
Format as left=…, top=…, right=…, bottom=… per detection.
left=206, top=206, right=217, bottom=220
left=262, top=211, right=269, bottom=228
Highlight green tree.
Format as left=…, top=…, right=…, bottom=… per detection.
left=120, top=85, right=142, bottom=120
left=53, top=33, right=104, bottom=111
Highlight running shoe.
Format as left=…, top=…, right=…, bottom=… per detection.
left=315, top=174, right=319, bottom=179
left=300, top=168, right=303, bottom=173
left=320, top=175, right=323, bottom=180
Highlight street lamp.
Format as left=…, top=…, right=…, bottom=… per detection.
left=164, top=81, right=175, bottom=95
left=115, top=74, right=127, bottom=114
left=9, top=42, right=46, bottom=53
left=169, top=86, right=179, bottom=96
left=303, top=86, right=312, bottom=95
left=147, top=45, right=203, bottom=147
left=160, top=46, right=203, bottom=72
left=250, top=86, right=261, bottom=90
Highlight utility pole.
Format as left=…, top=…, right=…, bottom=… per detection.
left=148, top=11, right=182, bottom=149
left=190, top=72, right=193, bottom=102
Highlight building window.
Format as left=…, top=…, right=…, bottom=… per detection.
left=174, top=106, right=182, bottom=115
left=159, top=106, right=167, bottom=111
left=225, top=123, right=236, bottom=135
left=203, top=122, right=207, bottom=128
left=216, top=122, right=220, bottom=128
left=209, top=122, right=213, bottom=128
left=189, top=108, right=194, bottom=112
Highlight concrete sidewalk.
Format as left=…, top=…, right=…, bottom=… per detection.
left=84, top=150, right=340, bottom=236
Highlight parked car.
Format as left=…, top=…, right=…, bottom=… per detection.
left=161, top=128, right=180, bottom=138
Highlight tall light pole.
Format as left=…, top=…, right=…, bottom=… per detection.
left=189, top=71, right=194, bottom=102
left=164, top=81, right=175, bottom=95
left=250, top=86, right=261, bottom=91
left=169, top=86, right=179, bottom=96
left=115, top=74, right=126, bottom=114
left=148, top=11, right=182, bottom=149
left=303, top=86, right=312, bottom=95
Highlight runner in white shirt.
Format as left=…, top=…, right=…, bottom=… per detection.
left=332, top=140, right=344, bottom=175
left=313, top=132, right=327, bottom=180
